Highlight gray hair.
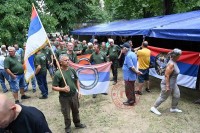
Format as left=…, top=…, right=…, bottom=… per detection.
left=8, top=46, right=15, bottom=51
left=169, top=48, right=182, bottom=58
left=59, top=54, right=69, bottom=61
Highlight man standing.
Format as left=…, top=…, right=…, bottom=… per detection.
left=52, top=55, right=86, bottom=133
left=134, top=41, right=151, bottom=95
left=100, top=42, right=108, bottom=56
left=4, top=47, right=30, bottom=104
left=41, top=45, right=54, bottom=78
left=90, top=44, right=107, bottom=98
left=66, top=42, right=78, bottom=63
left=107, top=39, right=121, bottom=85
left=0, top=94, right=52, bottom=133
left=73, top=40, right=83, bottom=56
left=34, top=50, right=49, bottom=99
left=0, top=55, right=11, bottom=93
left=121, top=43, right=142, bottom=106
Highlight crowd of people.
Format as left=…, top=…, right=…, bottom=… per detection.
left=0, top=34, right=184, bottom=133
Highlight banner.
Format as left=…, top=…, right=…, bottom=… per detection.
left=77, top=54, right=91, bottom=65
left=24, top=5, right=48, bottom=82
left=69, top=62, right=111, bottom=95
left=148, top=46, right=200, bottom=89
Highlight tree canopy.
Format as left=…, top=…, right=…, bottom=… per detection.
left=1, top=0, right=200, bottom=44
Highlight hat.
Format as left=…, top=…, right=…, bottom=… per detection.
left=120, top=43, right=130, bottom=48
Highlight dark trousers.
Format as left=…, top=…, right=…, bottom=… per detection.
left=35, top=72, right=48, bottom=97
left=59, top=93, right=80, bottom=130
left=111, top=59, right=118, bottom=82
left=125, top=81, right=135, bottom=102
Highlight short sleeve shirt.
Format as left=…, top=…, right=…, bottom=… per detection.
left=108, top=45, right=121, bottom=60
left=52, top=67, right=78, bottom=97
left=4, top=56, right=24, bottom=74
left=90, top=51, right=107, bottom=64
left=34, top=53, right=47, bottom=75
left=122, top=51, right=138, bottom=81
left=136, top=48, right=151, bottom=69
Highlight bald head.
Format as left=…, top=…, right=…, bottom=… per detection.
left=0, top=94, right=17, bottom=128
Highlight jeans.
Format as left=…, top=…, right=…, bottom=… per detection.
left=24, top=76, right=36, bottom=91
left=35, top=72, right=48, bottom=97
left=0, top=69, right=11, bottom=92
left=10, top=74, right=26, bottom=93
left=47, top=64, right=55, bottom=77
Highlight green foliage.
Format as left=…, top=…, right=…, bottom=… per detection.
left=0, top=0, right=58, bottom=45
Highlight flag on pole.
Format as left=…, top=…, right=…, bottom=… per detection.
left=69, top=62, right=112, bottom=95
left=24, top=5, right=48, bottom=82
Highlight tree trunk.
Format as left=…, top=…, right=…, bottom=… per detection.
left=163, top=0, right=173, bottom=15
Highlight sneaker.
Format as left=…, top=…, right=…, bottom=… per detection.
left=15, top=100, right=20, bottom=104
left=21, top=95, right=30, bottom=99
left=150, top=107, right=161, bottom=115
left=145, top=88, right=151, bottom=93
left=170, top=108, right=182, bottom=113
left=123, top=100, right=134, bottom=106
left=101, top=93, right=108, bottom=95
left=75, top=123, right=86, bottom=129
left=92, top=94, right=97, bottom=98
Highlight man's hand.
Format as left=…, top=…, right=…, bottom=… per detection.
left=12, top=75, right=16, bottom=79
left=78, top=93, right=82, bottom=99
left=62, top=86, right=70, bottom=93
left=136, top=70, right=142, bottom=75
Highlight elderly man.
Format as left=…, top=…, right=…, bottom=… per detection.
left=82, top=40, right=87, bottom=54
left=0, top=45, right=8, bottom=57
left=52, top=54, right=86, bottom=133
left=90, top=44, right=107, bottom=98
left=73, top=40, right=83, bottom=55
left=66, top=42, right=78, bottom=63
left=34, top=50, right=49, bottom=99
left=121, top=43, right=142, bottom=106
left=100, top=42, right=108, bottom=56
left=0, top=94, right=52, bottom=133
left=4, top=47, right=30, bottom=104
left=107, top=39, right=121, bottom=85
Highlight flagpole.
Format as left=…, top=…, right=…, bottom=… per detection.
left=32, top=4, right=69, bottom=89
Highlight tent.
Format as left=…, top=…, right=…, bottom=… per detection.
left=71, top=10, right=200, bottom=41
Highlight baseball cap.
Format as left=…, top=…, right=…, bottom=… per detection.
left=120, top=43, right=130, bottom=48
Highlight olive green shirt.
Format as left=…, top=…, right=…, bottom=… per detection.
left=100, top=48, right=108, bottom=56
left=84, top=49, right=94, bottom=55
left=66, top=51, right=78, bottom=63
left=90, top=51, right=107, bottom=64
left=52, top=67, right=78, bottom=97
left=56, top=48, right=67, bottom=59
left=41, top=48, right=52, bottom=63
left=73, top=44, right=83, bottom=52
left=108, top=45, right=121, bottom=60
left=34, top=53, right=47, bottom=75
left=4, top=56, right=24, bottom=74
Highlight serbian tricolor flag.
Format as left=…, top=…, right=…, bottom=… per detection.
left=24, top=5, right=48, bottom=82
left=69, top=62, right=111, bottom=95
left=148, top=46, right=200, bottom=89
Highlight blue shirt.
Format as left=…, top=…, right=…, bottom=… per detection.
left=122, top=51, right=138, bottom=81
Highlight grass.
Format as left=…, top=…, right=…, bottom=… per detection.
left=2, top=69, right=200, bottom=133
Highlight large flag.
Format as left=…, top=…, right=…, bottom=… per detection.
left=69, top=62, right=112, bottom=95
left=24, top=5, right=48, bottom=81
left=148, top=46, right=200, bottom=89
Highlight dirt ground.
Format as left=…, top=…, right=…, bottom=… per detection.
left=2, top=69, right=200, bottom=133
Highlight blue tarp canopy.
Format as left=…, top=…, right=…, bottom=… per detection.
left=71, top=10, right=200, bottom=41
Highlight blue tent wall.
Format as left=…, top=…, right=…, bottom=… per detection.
left=71, top=10, right=200, bottom=41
